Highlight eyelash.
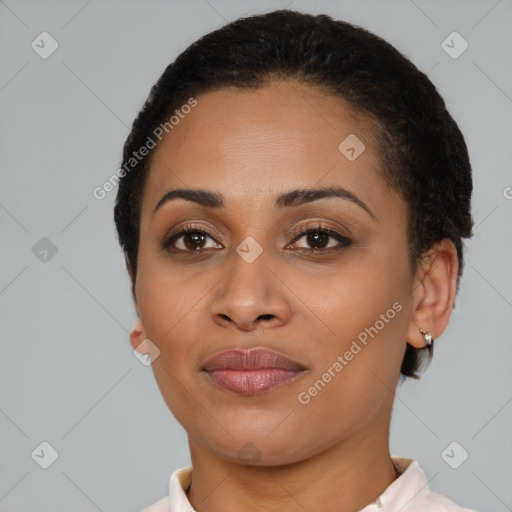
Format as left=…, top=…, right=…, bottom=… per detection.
left=161, top=223, right=353, bottom=254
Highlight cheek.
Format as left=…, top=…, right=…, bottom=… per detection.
left=295, top=245, right=408, bottom=339
left=135, top=259, right=205, bottom=366
left=294, top=248, right=410, bottom=399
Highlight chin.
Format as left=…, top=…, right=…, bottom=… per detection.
left=202, top=431, right=311, bottom=467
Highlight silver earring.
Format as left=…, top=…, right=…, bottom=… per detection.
left=419, top=328, right=433, bottom=348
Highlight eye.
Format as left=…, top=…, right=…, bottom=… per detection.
left=161, top=223, right=352, bottom=254
left=162, top=225, right=222, bottom=252
left=288, top=224, right=352, bottom=252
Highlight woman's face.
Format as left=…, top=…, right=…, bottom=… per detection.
left=134, top=80, right=417, bottom=465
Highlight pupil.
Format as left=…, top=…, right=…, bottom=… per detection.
left=185, top=233, right=205, bottom=250
left=307, top=232, right=328, bottom=248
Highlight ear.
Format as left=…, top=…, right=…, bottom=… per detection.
left=129, top=317, right=148, bottom=351
left=406, top=238, right=459, bottom=348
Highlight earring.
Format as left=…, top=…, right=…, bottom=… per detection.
left=419, top=328, right=433, bottom=348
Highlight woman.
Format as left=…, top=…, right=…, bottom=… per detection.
left=114, top=10, right=476, bottom=512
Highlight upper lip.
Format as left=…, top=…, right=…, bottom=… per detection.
left=202, top=347, right=306, bottom=372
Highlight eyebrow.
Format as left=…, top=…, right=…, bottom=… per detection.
left=152, top=185, right=376, bottom=220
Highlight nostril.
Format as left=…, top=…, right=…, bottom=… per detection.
left=257, top=314, right=274, bottom=321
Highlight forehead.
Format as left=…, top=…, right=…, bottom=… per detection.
left=141, top=80, right=398, bottom=219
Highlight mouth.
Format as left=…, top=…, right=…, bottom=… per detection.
left=202, top=347, right=307, bottom=396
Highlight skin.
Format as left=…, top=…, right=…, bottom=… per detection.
left=129, top=80, right=459, bottom=512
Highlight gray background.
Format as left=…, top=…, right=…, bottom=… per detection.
left=1, top=0, right=511, bottom=511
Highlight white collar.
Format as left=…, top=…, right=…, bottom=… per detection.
left=143, top=456, right=475, bottom=511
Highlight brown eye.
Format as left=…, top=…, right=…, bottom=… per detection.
left=290, top=226, right=352, bottom=252
left=303, top=232, right=330, bottom=249
left=162, top=227, right=222, bottom=252
left=182, top=232, right=208, bottom=250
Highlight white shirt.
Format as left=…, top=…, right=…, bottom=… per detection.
left=142, top=456, right=477, bottom=512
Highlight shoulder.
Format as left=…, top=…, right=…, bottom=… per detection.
left=422, top=489, right=479, bottom=511
left=385, top=457, right=478, bottom=512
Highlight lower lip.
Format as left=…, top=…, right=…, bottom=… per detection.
left=204, top=368, right=304, bottom=395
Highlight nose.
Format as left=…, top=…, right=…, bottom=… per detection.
left=210, top=253, right=292, bottom=332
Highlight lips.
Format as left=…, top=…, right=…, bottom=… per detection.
left=202, top=348, right=306, bottom=395
left=203, top=348, right=306, bottom=372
